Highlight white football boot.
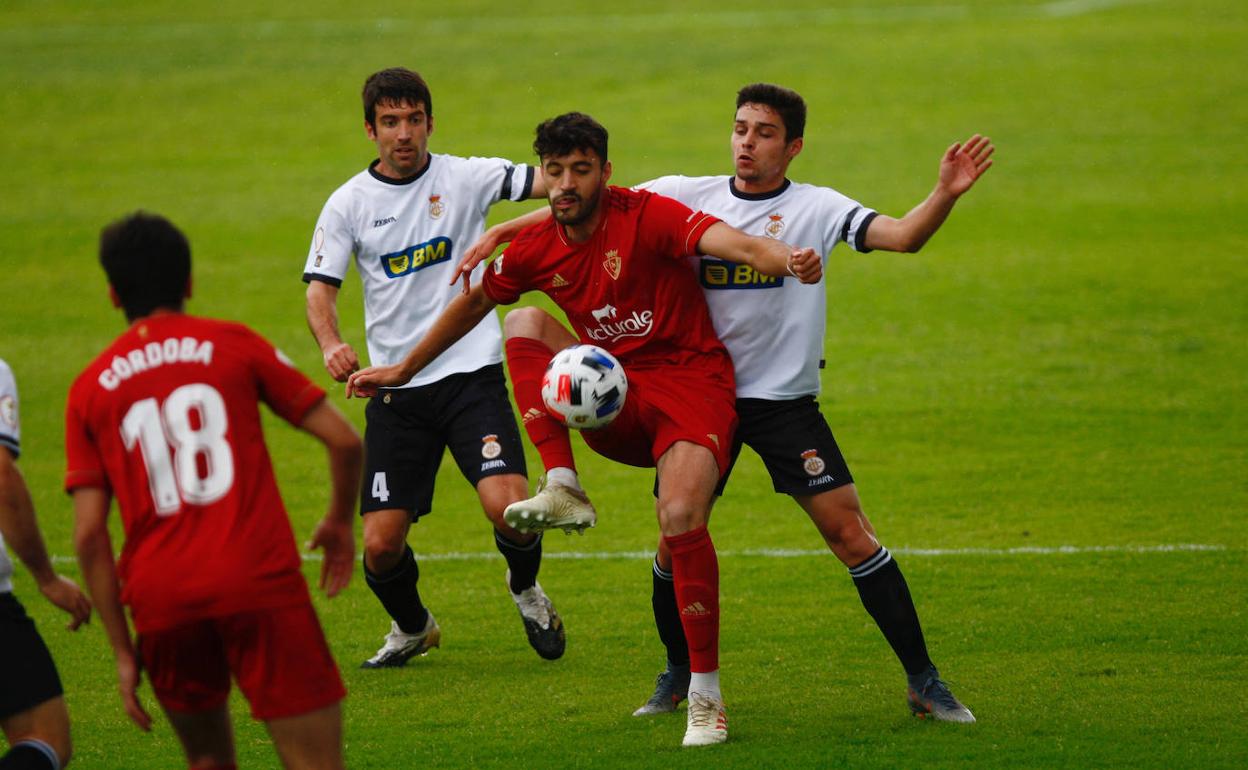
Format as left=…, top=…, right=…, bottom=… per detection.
left=682, top=691, right=728, bottom=747
left=360, top=612, right=441, bottom=668
left=503, top=478, right=597, bottom=534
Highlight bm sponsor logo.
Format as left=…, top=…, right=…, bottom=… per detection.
left=380, top=237, right=452, bottom=278
left=699, top=258, right=783, bottom=290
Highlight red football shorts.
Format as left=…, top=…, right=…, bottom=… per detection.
left=582, top=364, right=737, bottom=476
left=138, top=603, right=345, bottom=721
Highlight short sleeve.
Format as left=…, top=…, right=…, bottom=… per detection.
left=0, top=359, right=21, bottom=457
left=481, top=247, right=527, bottom=306
left=820, top=188, right=878, bottom=254
left=463, top=157, right=536, bottom=215
left=302, top=191, right=357, bottom=287
left=638, top=191, right=721, bottom=261
left=241, top=328, right=326, bottom=426
left=632, top=175, right=683, bottom=198
left=64, top=386, right=107, bottom=492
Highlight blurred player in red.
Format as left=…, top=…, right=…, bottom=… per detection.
left=347, top=112, right=821, bottom=747
left=68, top=212, right=363, bottom=770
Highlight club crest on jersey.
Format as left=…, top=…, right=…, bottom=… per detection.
left=603, top=249, right=621, bottom=280
left=765, top=213, right=785, bottom=238
left=481, top=434, right=502, bottom=459
left=429, top=195, right=445, bottom=219
left=801, top=449, right=826, bottom=477
left=493, top=254, right=505, bottom=274
left=699, top=258, right=783, bottom=290
left=380, top=236, right=452, bottom=278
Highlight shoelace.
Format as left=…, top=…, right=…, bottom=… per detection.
left=686, top=695, right=722, bottom=728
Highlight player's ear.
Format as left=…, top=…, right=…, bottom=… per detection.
left=787, top=137, right=804, bottom=161
left=184, top=278, right=193, bottom=300
left=364, top=120, right=377, bottom=142
left=108, top=285, right=122, bottom=309
left=427, top=115, right=434, bottom=137
left=602, top=160, right=612, bottom=184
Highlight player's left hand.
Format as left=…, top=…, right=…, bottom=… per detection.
left=38, top=573, right=92, bottom=630
left=452, top=228, right=503, bottom=294
left=346, top=365, right=404, bottom=399
left=939, top=133, right=994, bottom=197
left=788, top=247, right=822, bottom=284
left=116, top=650, right=152, bottom=731
left=307, top=516, right=354, bottom=598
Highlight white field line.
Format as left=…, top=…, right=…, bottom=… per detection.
left=0, top=1, right=1159, bottom=45
left=50, top=542, right=1226, bottom=565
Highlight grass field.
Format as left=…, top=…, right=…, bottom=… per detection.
left=1, top=0, right=1245, bottom=767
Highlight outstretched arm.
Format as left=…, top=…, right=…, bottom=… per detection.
left=452, top=207, right=551, bottom=293
left=73, top=486, right=152, bottom=731
left=695, top=222, right=822, bottom=283
left=298, top=400, right=362, bottom=598
left=346, top=283, right=499, bottom=398
left=864, top=134, right=994, bottom=253
left=0, top=448, right=91, bottom=629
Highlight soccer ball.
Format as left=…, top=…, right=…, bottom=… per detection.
left=541, top=344, right=627, bottom=430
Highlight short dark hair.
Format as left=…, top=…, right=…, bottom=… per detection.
left=362, top=68, right=432, bottom=126
left=533, top=112, right=608, bottom=163
left=736, top=83, right=806, bottom=142
left=99, top=212, right=191, bottom=321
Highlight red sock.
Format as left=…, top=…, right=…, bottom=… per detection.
left=664, top=525, right=719, bottom=673
left=505, top=337, right=576, bottom=471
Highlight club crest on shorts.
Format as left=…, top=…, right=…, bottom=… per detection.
left=603, top=249, right=621, bottom=280
left=801, top=448, right=825, bottom=476
left=481, top=434, right=502, bottom=459
left=428, top=194, right=445, bottom=219
left=765, top=213, right=785, bottom=238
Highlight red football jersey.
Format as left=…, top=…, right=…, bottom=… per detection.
left=483, top=186, right=733, bottom=381
left=65, top=314, right=325, bottom=633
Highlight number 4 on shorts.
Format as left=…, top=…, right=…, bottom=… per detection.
left=371, top=472, right=390, bottom=502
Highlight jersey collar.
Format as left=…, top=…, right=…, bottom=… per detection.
left=728, top=177, right=791, bottom=201
left=368, top=155, right=433, bottom=186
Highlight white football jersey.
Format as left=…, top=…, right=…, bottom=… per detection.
left=304, top=154, right=535, bottom=387
left=636, top=175, right=876, bottom=399
left=0, top=358, right=20, bottom=592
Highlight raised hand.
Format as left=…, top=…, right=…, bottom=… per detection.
left=939, top=134, right=994, bottom=197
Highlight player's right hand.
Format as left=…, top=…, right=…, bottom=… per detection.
left=117, top=650, right=152, bottom=731
left=39, top=573, right=92, bottom=630
left=322, top=342, right=360, bottom=382
left=346, top=364, right=404, bottom=399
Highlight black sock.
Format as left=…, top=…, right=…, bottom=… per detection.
left=364, top=545, right=428, bottom=634
left=0, top=740, right=59, bottom=769
left=496, top=530, right=543, bottom=593
left=651, top=557, right=690, bottom=668
left=851, top=547, right=934, bottom=677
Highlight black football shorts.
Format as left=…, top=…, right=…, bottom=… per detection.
left=361, top=364, right=527, bottom=517
left=0, top=592, right=64, bottom=719
left=721, top=395, right=854, bottom=496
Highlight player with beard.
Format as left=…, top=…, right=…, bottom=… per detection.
left=458, top=84, right=993, bottom=725
left=346, top=111, right=822, bottom=748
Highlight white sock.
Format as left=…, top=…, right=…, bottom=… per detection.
left=689, top=670, right=721, bottom=701
left=546, top=466, right=581, bottom=490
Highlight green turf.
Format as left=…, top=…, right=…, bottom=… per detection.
left=1, top=0, right=1245, bottom=767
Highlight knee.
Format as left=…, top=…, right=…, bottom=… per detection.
left=502, top=306, right=549, bottom=340
left=362, top=530, right=406, bottom=571
left=657, top=498, right=707, bottom=537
